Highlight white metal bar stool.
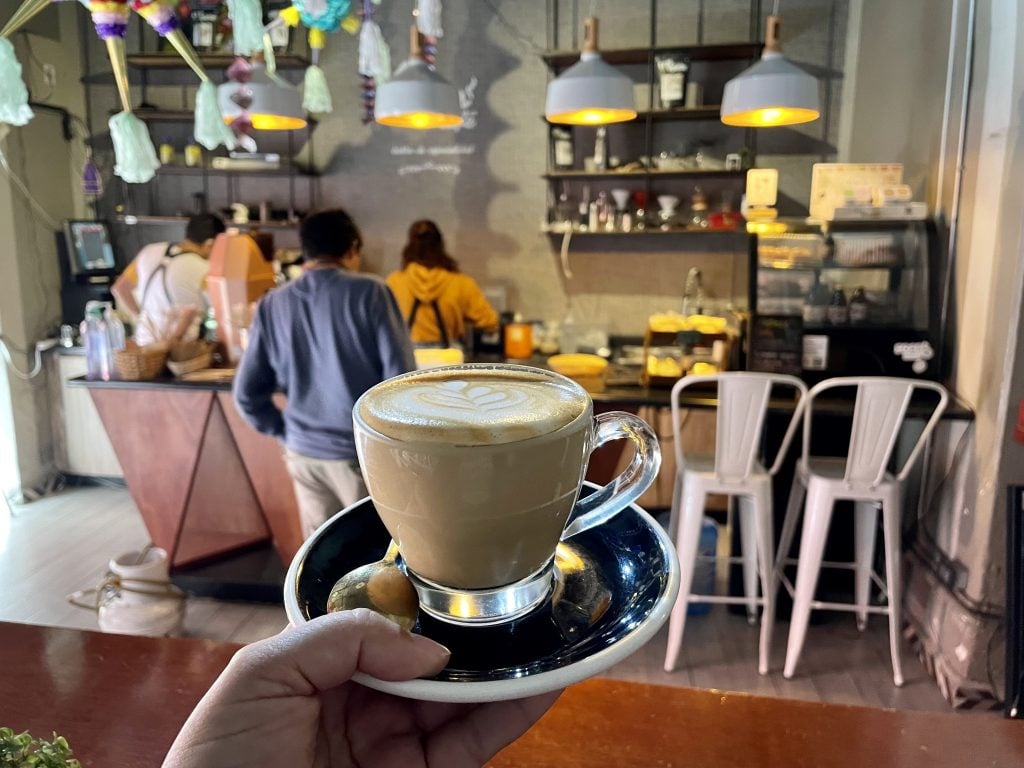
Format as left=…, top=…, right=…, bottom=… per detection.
left=774, top=377, right=948, bottom=686
left=663, top=372, right=807, bottom=675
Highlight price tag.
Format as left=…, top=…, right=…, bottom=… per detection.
left=802, top=335, right=829, bottom=371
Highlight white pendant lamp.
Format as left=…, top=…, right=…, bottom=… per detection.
left=545, top=17, right=636, bottom=126
left=720, top=14, right=820, bottom=128
left=375, top=26, right=463, bottom=130
left=218, top=59, right=307, bottom=131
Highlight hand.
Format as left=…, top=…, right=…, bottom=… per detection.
left=163, top=609, right=560, bottom=768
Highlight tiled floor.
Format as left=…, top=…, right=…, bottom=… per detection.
left=0, top=485, right=964, bottom=713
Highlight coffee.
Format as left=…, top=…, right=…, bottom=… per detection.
left=354, top=367, right=592, bottom=589
left=356, top=368, right=587, bottom=445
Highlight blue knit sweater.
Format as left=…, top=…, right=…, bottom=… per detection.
left=233, top=268, right=415, bottom=460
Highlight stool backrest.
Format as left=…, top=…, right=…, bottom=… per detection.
left=671, top=372, right=808, bottom=483
left=801, top=377, right=949, bottom=487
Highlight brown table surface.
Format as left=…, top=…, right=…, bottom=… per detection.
left=2, top=622, right=1020, bottom=768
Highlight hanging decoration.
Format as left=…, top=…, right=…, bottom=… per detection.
left=303, top=28, right=333, bottom=114
left=82, top=149, right=103, bottom=197
left=222, top=55, right=258, bottom=152
left=227, top=0, right=265, bottom=57
left=415, top=0, right=441, bottom=67
left=90, top=0, right=160, bottom=183
left=357, top=0, right=389, bottom=123
left=0, top=38, right=33, bottom=127
left=129, top=0, right=235, bottom=150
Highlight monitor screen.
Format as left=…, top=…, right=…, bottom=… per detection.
left=65, top=220, right=115, bottom=276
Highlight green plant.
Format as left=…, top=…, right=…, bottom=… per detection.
left=0, top=727, right=81, bottom=768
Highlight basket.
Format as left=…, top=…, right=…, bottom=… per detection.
left=114, top=343, right=168, bottom=381
left=167, top=340, right=214, bottom=378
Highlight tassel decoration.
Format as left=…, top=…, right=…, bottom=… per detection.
left=109, top=111, right=160, bottom=183
left=227, top=0, right=265, bottom=56
left=194, top=79, right=236, bottom=151
left=358, top=18, right=390, bottom=82
left=82, top=150, right=103, bottom=197
left=416, top=0, right=443, bottom=38
left=303, top=63, right=332, bottom=114
left=0, top=37, right=33, bottom=127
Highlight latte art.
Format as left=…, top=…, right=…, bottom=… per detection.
left=357, top=367, right=588, bottom=445
left=417, top=381, right=531, bottom=413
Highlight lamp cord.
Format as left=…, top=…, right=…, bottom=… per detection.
left=772, top=0, right=780, bottom=15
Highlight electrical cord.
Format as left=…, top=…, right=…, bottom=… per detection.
left=0, top=335, right=51, bottom=381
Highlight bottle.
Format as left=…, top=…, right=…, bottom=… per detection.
left=593, top=126, right=607, bottom=171
left=803, top=276, right=831, bottom=326
left=849, top=287, right=869, bottom=324
left=190, top=3, right=218, bottom=51
left=159, top=137, right=175, bottom=166
left=588, top=198, right=600, bottom=231
left=552, top=126, right=574, bottom=169
left=81, top=304, right=112, bottom=381
left=596, top=191, right=611, bottom=231
left=682, top=267, right=704, bottom=317
left=687, top=187, right=709, bottom=230
left=688, top=517, right=718, bottom=616
left=184, top=137, right=202, bottom=168
left=633, top=190, right=647, bottom=231
left=827, top=287, right=849, bottom=325
left=103, top=305, right=126, bottom=353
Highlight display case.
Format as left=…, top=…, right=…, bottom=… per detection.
left=747, top=218, right=942, bottom=383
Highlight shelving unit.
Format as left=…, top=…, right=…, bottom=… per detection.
left=541, top=3, right=762, bottom=236
left=81, top=15, right=318, bottom=227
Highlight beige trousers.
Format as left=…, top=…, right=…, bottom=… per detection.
left=283, top=449, right=368, bottom=539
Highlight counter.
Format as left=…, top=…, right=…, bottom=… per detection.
left=1, top=622, right=1020, bottom=768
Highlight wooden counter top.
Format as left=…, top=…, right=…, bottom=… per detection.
left=1, top=622, right=1019, bottom=768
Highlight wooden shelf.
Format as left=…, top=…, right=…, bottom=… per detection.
left=542, top=42, right=762, bottom=69
left=126, top=53, right=310, bottom=70
left=543, top=226, right=746, bottom=236
left=134, top=108, right=197, bottom=123
left=543, top=107, right=724, bottom=124
left=156, top=165, right=319, bottom=178
left=543, top=170, right=744, bottom=181
left=115, top=215, right=301, bottom=230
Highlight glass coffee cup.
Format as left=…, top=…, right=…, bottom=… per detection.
left=353, top=363, right=661, bottom=626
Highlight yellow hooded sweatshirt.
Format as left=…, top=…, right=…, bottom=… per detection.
left=387, top=263, right=499, bottom=345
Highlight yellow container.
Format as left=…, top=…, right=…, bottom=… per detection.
left=414, top=347, right=465, bottom=369
left=547, top=353, right=608, bottom=393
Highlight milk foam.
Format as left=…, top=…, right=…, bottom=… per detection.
left=358, top=369, right=588, bottom=445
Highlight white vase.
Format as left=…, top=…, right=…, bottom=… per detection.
left=97, top=547, right=185, bottom=637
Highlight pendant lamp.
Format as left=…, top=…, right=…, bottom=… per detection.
left=545, top=17, right=636, bottom=126
left=374, top=25, right=462, bottom=130
left=720, top=15, right=819, bottom=127
left=217, top=56, right=307, bottom=131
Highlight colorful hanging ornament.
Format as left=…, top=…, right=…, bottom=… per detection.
left=416, top=0, right=442, bottom=38
left=0, top=37, right=33, bottom=127
left=227, top=0, right=265, bottom=57
left=357, top=0, right=389, bottom=124
left=129, top=0, right=235, bottom=150
left=82, top=149, right=103, bottom=196
left=303, top=27, right=332, bottom=113
left=90, top=0, right=160, bottom=183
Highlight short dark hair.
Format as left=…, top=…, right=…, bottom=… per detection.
left=185, top=213, right=226, bottom=244
left=300, top=209, right=361, bottom=262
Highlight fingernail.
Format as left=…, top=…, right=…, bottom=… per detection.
left=409, top=632, right=451, bottom=659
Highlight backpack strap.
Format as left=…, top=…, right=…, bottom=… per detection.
left=407, top=298, right=450, bottom=347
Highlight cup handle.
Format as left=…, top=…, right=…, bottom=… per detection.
left=561, top=411, right=661, bottom=540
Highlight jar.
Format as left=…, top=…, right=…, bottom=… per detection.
left=504, top=322, right=533, bottom=359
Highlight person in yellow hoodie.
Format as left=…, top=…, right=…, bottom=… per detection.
left=386, top=220, right=499, bottom=346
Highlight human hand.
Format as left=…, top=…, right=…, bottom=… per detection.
left=163, top=609, right=560, bottom=768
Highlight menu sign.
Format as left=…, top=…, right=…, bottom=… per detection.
left=748, top=315, right=803, bottom=376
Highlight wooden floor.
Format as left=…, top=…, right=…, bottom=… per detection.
left=0, top=486, right=963, bottom=713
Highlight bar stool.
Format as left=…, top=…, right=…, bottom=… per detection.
left=663, top=372, right=807, bottom=675
left=774, top=377, right=949, bottom=686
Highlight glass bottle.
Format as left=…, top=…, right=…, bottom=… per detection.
left=849, top=287, right=869, bottom=324
left=687, top=186, right=709, bottom=230
left=803, top=276, right=831, bottom=326
left=827, top=287, right=849, bottom=325
left=552, top=126, right=574, bottom=169
left=593, top=126, right=607, bottom=171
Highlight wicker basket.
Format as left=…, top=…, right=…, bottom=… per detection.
left=114, top=343, right=168, bottom=381
left=167, top=340, right=214, bottom=378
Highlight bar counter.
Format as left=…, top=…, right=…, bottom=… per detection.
left=1, top=622, right=1019, bottom=768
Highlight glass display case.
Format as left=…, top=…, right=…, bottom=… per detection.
left=747, top=218, right=942, bottom=383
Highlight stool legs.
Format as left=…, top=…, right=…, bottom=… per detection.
left=881, top=487, right=905, bottom=687
left=783, top=480, right=833, bottom=679
left=738, top=496, right=760, bottom=625
left=854, top=501, right=879, bottom=631
left=663, top=479, right=706, bottom=672
left=751, top=483, right=775, bottom=675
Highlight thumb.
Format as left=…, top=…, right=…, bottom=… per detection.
left=229, top=609, right=450, bottom=697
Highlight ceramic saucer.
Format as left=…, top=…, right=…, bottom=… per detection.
left=284, top=482, right=680, bottom=703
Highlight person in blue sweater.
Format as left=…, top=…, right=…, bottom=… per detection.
left=234, top=209, right=415, bottom=538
